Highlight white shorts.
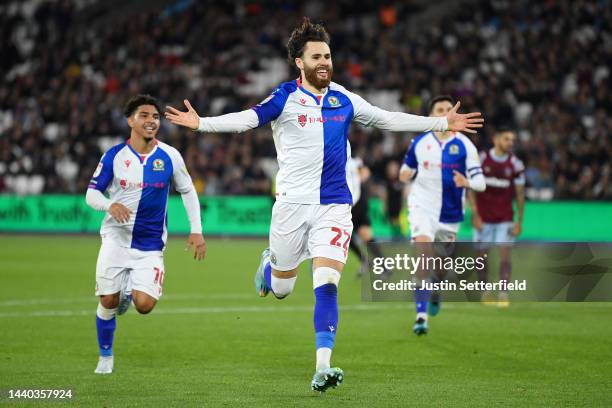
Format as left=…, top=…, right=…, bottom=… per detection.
left=95, top=240, right=165, bottom=300
left=408, top=207, right=459, bottom=242
left=473, top=222, right=515, bottom=248
left=269, top=202, right=353, bottom=271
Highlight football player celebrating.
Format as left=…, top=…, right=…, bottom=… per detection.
left=165, top=19, right=483, bottom=391
left=399, top=95, right=486, bottom=335
left=86, top=95, right=205, bottom=374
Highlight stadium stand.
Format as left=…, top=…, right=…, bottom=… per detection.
left=1, top=0, right=610, bottom=200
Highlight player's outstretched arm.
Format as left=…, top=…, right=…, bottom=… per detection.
left=351, top=92, right=483, bottom=133
left=165, top=99, right=200, bottom=130
left=445, top=102, right=484, bottom=134
left=165, top=99, right=259, bottom=133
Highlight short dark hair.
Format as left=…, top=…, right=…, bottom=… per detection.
left=495, top=126, right=515, bottom=136
left=123, top=94, right=161, bottom=118
left=287, top=17, right=330, bottom=68
left=428, top=95, right=454, bottom=114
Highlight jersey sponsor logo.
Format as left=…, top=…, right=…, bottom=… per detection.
left=93, top=163, right=103, bottom=177
left=152, top=159, right=165, bottom=171
left=327, top=96, right=340, bottom=106
left=119, top=179, right=167, bottom=189
left=298, top=114, right=307, bottom=127
left=449, top=145, right=460, bottom=154
left=306, top=115, right=347, bottom=124
left=485, top=177, right=511, bottom=188
left=421, top=161, right=461, bottom=170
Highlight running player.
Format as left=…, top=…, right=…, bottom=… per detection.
left=468, top=128, right=525, bottom=307
left=86, top=95, right=206, bottom=374
left=399, top=95, right=486, bottom=335
left=165, top=19, right=483, bottom=391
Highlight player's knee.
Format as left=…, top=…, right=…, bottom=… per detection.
left=97, top=302, right=117, bottom=319
left=271, top=275, right=297, bottom=299
left=313, top=267, right=341, bottom=289
left=100, top=293, right=120, bottom=309
left=132, top=292, right=157, bottom=314
left=134, top=301, right=155, bottom=314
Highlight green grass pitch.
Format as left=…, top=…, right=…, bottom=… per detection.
left=1, top=235, right=611, bottom=407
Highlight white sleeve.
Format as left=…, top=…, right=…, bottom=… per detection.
left=197, top=109, right=259, bottom=133
left=464, top=140, right=486, bottom=192
left=180, top=187, right=202, bottom=234
left=86, top=188, right=112, bottom=211
left=169, top=148, right=202, bottom=233
left=349, top=92, right=448, bottom=132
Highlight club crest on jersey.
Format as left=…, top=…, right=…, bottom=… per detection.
left=152, top=159, right=165, bottom=171
left=449, top=145, right=459, bottom=154
left=297, top=114, right=307, bottom=127
left=327, top=96, right=340, bottom=106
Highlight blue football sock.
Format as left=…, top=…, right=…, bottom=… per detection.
left=314, top=283, right=338, bottom=349
left=96, top=315, right=116, bottom=357
left=415, top=287, right=430, bottom=315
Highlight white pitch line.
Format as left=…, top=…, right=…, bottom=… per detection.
left=0, top=303, right=413, bottom=318
left=0, top=293, right=253, bottom=307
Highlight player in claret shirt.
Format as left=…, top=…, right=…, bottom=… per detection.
left=468, top=128, right=525, bottom=307
left=86, top=95, right=206, bottom=375
left=165, top=18, right=483, bottom=392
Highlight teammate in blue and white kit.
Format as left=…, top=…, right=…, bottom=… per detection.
left=86, top=95, right=206, bottom=374
left=399, top=95, right=486, bottom=335
left=165, top=19, right=483, bottom=391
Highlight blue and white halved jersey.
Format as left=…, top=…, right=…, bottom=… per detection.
left=403, top=132, right=483, bottom=223
left=245, top=80, right=448, bottom=205
left=88, top=140, right=194, bottom=251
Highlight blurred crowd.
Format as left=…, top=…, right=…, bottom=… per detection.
left=1, top=0, right=610, bottom=200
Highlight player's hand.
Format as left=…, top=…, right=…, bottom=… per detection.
left=109, top=203, right=132, bottom=223
left=446, top=101, right=484, bottom=134
left=165, top=99, right=200, bottom=130
left=472, top=212, right=483, bottom=231
left=186, top=233, right=206, bottom=261
left=511, top=223, right=522, bottom=237
left=453, top=170, right=470, bottom=188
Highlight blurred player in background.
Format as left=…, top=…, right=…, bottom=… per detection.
left=385, top=161, right=404, bottom=240
left=165, top=18, right=483, bottom=391
left=86, top=95, right=206, bottom=374
left=468, top=128, right=525, bottom=307
left=399, top=95, right=486, bottom=335
left=347, top=156, right=385, bottom=276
